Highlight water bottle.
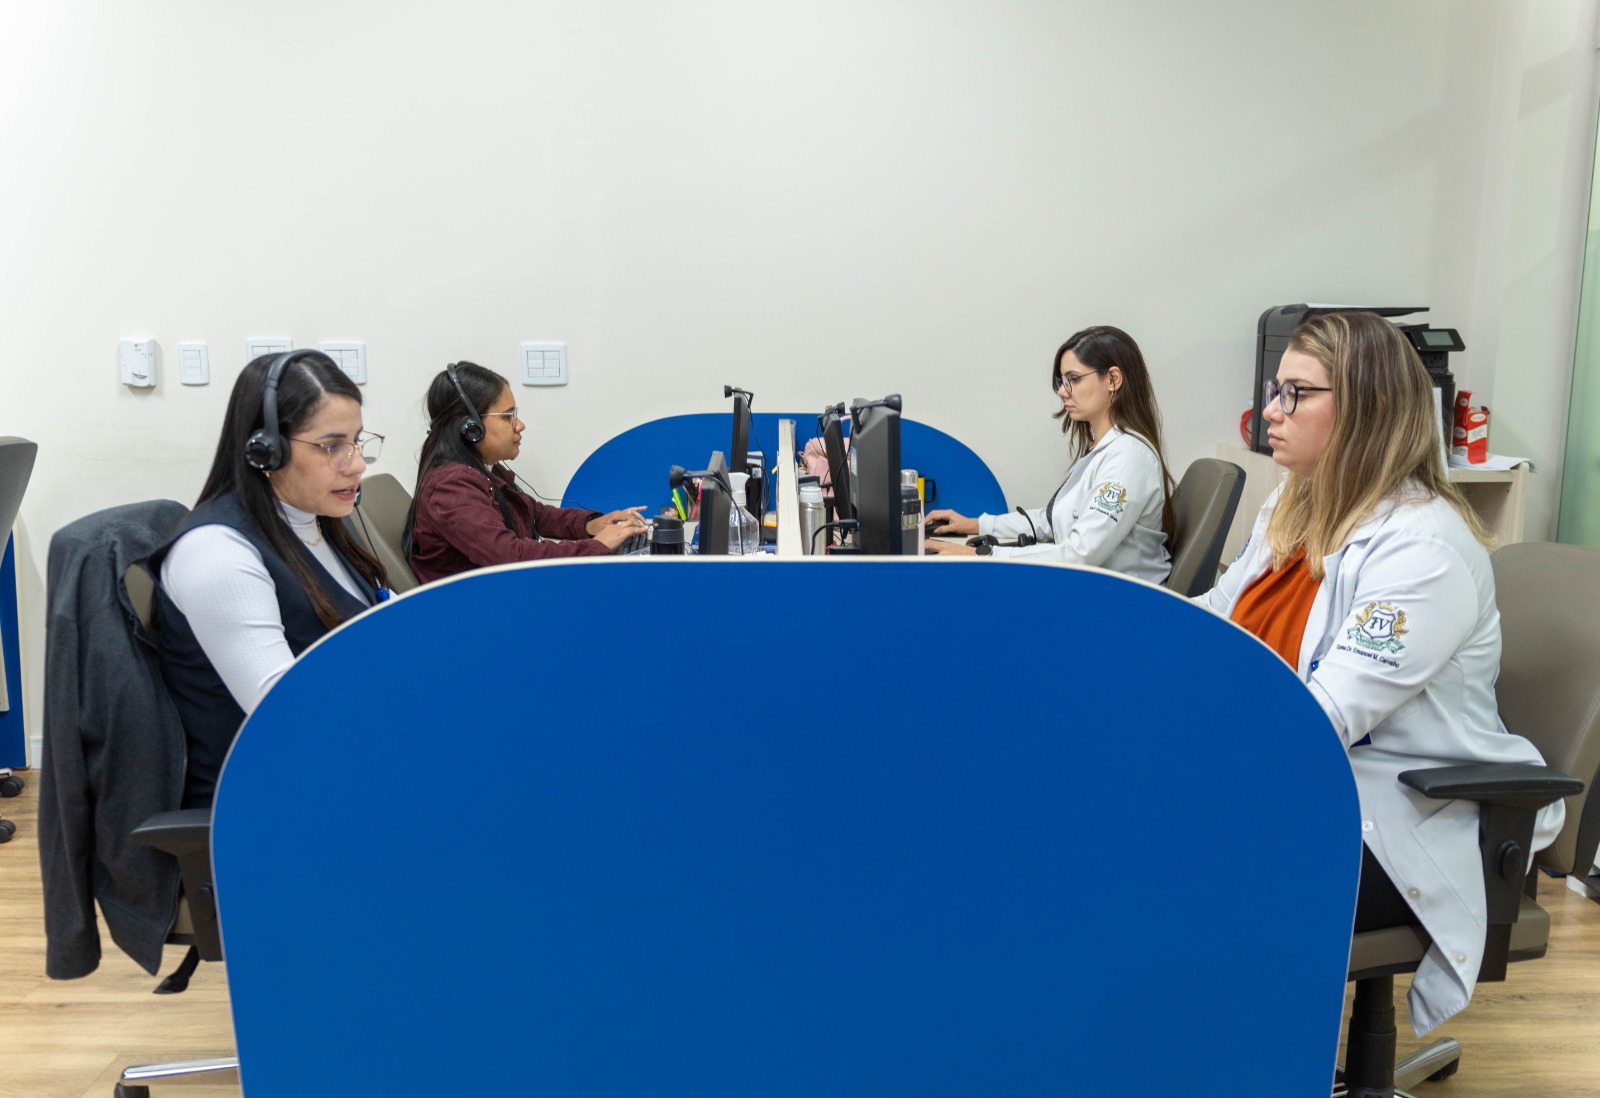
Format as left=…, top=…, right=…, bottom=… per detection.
left=797, top=475, right=825, bottom=555
left=901, top=468, right=923, bottom=555
left=649, top=515, right=685, bottom=555
left=728, top=498, right=759, bottom=555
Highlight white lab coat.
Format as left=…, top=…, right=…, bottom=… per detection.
left=979, top=427, right=1171, bottom=584
left=1195, top=485, right=1564, bottom=1034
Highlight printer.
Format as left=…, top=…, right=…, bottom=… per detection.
left=1251, top=304, right=1463, bottom=456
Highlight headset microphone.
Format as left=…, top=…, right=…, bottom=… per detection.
left=672, top=464, right=733, bottom=498
left=851, top=393, right=902, bottom=416
left=1015, top=505, right=1039, bottom=547
left=445, top=362, right=485, bottom=445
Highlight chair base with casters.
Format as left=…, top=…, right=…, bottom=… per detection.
left=116, top=1056, right=240, bottom=1097
left=0, top=766, right=22, bottom=843
left=117, top=808, right=237, bottom=1096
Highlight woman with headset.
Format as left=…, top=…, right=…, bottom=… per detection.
left=151, top=350, right=390, bottom=808
left=1195, top=311, right=1561, bottom=1034
left=404, top=361, right=647, bottom=584
left=924, top=325, right=1174, bottom=584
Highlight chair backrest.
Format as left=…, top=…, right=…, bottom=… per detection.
left=1164, top=458, right=1246, bottom=597
left=0, top=437, right=38, bottom=543
left=1492, top=540, right=1600, bottom=876
left=353, top=473, right=420, bottom=593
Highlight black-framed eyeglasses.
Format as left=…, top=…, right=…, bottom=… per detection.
left=288, top=431, right=384, bottom=470
left=1052, top=368, right=1100, bottom=394
left=1263, top=378, right=1332, bottom=416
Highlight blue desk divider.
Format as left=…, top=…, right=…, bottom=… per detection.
left=0, top=536, right=24, bottom=766
left=562, top=413, right=1008, bottom=518
left=213, top=560, right=1359, bottom=1096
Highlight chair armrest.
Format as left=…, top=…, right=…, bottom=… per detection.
left=1399, top=762, right=1583, bottom=981
left=131, top=808, right=213, bottom=858
left=1398, top=763, right=1582, bottom=808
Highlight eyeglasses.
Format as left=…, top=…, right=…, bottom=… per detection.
left=482, top=408, right=519, bottom=424
left=1263, top=379, right=1332, bottom=415
left=1053, top=369, right=1100, bottom=393
left=288, top=431, right=384, bottom=470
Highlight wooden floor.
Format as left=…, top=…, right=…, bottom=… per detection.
left=2, top=777, right=1598, bottom=1097
left=1, top=779, right=236, bottom=1098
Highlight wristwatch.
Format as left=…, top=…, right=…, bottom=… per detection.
left=973, top=541, right=993, bottom=556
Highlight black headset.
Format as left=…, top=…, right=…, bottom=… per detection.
left=445, top=362, right=486, bottom=445
left=245, top=349, right=331, bottom=472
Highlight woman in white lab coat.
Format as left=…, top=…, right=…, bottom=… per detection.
left=925, top=325, right=1174, bottom=584
left=1194, top=310, right=1563, bottom=1035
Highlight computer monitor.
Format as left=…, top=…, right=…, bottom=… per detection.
left=728, top=390, right=764, bottom=517
left=819, top=406, right=853, bottom=531
left=851, top=395, right=903, bottom=556
left=730, top=392, right=751, bottom=477
left=696, top=450, right=731, bottom=556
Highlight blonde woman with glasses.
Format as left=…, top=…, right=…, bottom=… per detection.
left=1194, top=310, right=1562, bottom=1035
left=151, top=350, right=390, bottom=808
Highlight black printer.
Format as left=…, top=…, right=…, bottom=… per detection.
left=1250, top=304, right=1463, bottom=456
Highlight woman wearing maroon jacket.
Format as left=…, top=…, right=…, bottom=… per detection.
left=403, top=361, right=647, bottom=584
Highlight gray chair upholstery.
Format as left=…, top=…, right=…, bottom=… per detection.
left=118, top=561, right=239, bottom=1097
left=1335, top=539, right=1599, bottom=1097
left=1494, top=541, right=1600, bottom=887
left=352, top=473, right=420, bottom=593
left=1163, top=458, right=1245, bottom=597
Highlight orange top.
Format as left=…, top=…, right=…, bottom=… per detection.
left=1230, top=547, right=1321, bottom=669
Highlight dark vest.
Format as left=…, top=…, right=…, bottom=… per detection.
left=149, top=492, right=374, bottom=808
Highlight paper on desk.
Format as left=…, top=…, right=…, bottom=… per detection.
left=1448, top=452, right=1534, bottom=472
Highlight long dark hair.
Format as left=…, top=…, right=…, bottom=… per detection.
left=401, top=361, right=513, bottom=556
left=1049, top=325, right=1177, bottom=544
left=197, top=353, right=388, bottom=628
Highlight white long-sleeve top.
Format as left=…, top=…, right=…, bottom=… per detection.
left=160, top=501, right=370, bottom=715
left=978, top=427, right=1171, bottom=583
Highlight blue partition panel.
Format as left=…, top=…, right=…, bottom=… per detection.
left=0, top=536, right=24, bottom=766
left=562, top=413, right=1007, bottom=518
left=214, top=560, right=1358, bottom=1096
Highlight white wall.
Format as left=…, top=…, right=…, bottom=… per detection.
left=2, top=0, right=1595, bottom=760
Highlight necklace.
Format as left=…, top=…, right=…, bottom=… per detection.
left=295, top=521, right=324, bottom=548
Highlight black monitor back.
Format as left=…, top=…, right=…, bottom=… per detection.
left=698, top=450, right=731, bottom=555
left=853, top=403, right=902, bottom=556
left=821, top=411, right=853, bottom=526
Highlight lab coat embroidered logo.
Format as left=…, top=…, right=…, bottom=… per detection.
left=1091, top=481, right=1128, bottom=519
left=1348, top=602, right=1408, bottom=653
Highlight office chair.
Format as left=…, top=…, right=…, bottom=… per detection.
left=116, top=560, right=239, bottom=1097
left=1163, top=457, right=1245, bottom=596
left=351, top=472, right=419, bottom=592
left=1335, top=539, right=1599, bottom=1097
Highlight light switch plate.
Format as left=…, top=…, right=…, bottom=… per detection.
left=521, top=341, right=567, bottom=386
left=177, top=341, right=210, bottom=385
left=246, top=337, right=293, bottom=361
left=319, top=341, right=367, bottom=384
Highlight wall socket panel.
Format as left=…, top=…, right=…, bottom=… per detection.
left=521, top=341, right=568, bottom=386
left=319, top=341, right=367, bottom=384
left=177, top=341, right=210, bottom=385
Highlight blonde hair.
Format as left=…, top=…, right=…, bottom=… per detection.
left=1266, top=312, right=1488, bottom=578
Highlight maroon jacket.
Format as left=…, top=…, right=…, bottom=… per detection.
left=409, top=463, right=607, bottom=584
